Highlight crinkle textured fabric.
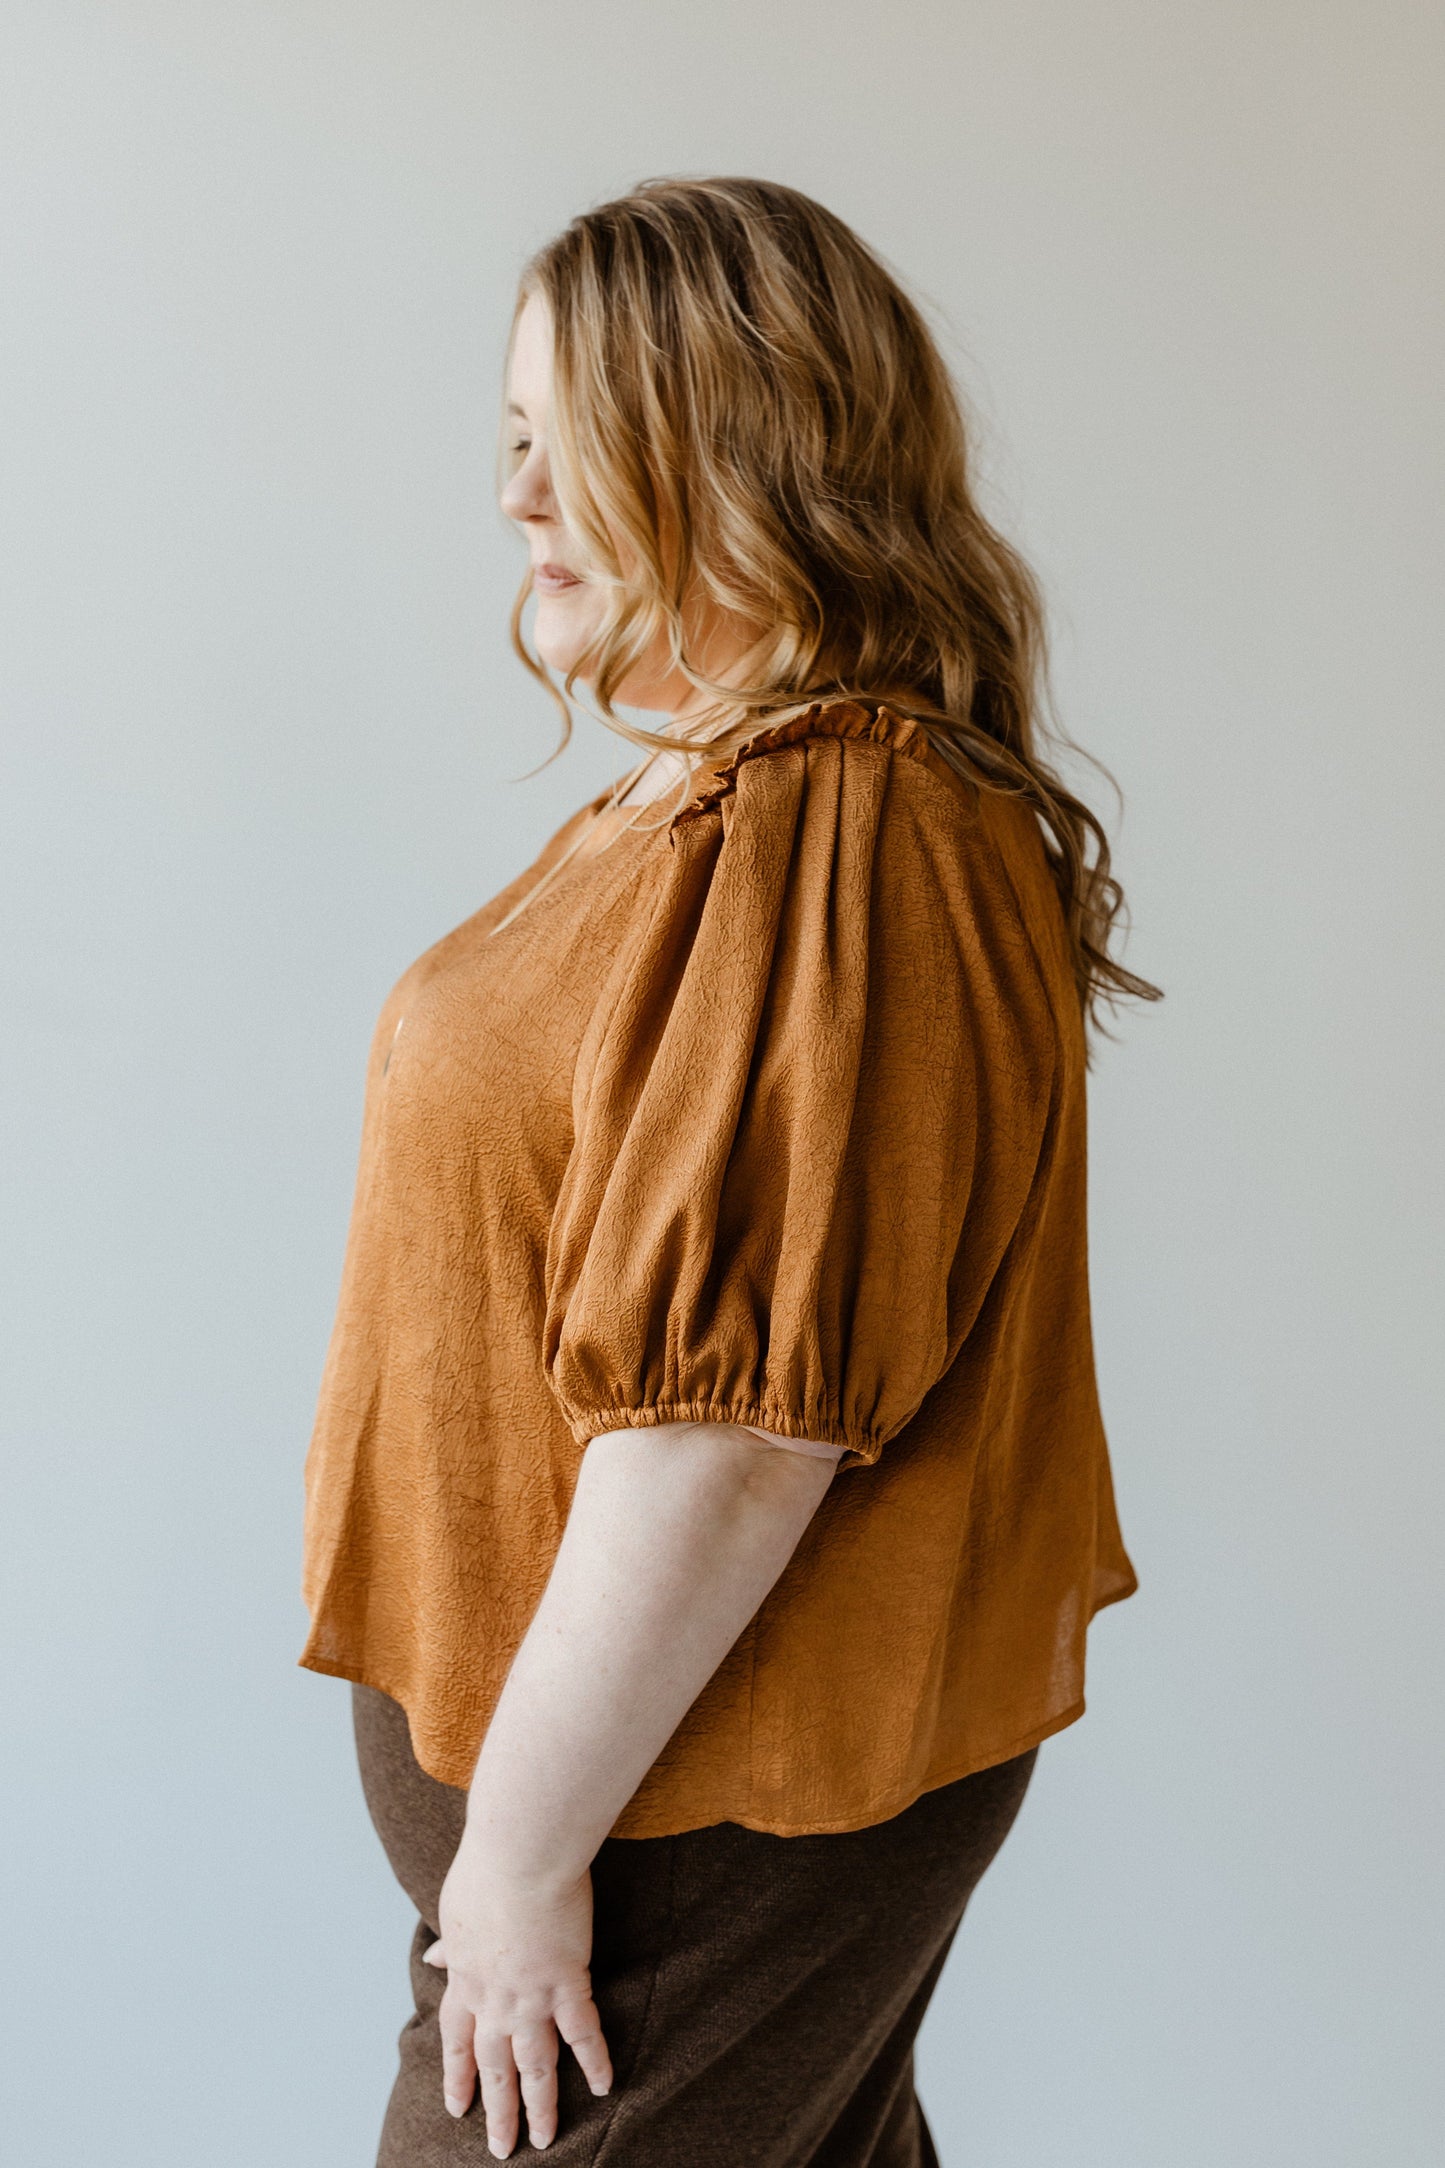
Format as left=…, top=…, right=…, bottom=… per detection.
left=300, top=701, right=1137, bottom=1835
left=352, top=1682, right=1038, bottom=2168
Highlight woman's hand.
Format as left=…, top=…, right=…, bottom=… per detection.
left=424, top=1828, right=613, bottom=2157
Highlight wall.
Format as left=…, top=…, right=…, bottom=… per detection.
left=2, top=3, right=1440, bottom=2160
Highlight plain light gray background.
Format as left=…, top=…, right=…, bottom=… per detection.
left=3, top=3, right=1441, bottom=2162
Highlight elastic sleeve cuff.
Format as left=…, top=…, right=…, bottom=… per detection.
left=588, top=1416, right=845, bottom=1464
left=570, top=1399, right=884, bottom=1467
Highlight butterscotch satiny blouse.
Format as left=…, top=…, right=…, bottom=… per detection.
left=299, top=700, right=1138, bottom=1837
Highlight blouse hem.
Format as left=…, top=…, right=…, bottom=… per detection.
left=618, top=1699, right=1091, bottom=1840
left=297, top=1649, right=1093, bottom=1837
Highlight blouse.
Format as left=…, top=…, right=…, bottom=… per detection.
left=299, top=699, right=1137, bottom=1837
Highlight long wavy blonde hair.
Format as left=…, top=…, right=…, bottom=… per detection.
left=503, top=175, right=1161, bottom=1040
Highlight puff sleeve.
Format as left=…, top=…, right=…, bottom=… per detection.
left=541, top=721, right=1059, bottom=1470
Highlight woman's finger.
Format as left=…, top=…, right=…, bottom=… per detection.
left=423, top=1939, right=447, bottom=1968
left=475, top=2027, right=521, bottom=2160
left=556, top=1991, right=613, bottom=2099
left=438, top=1992, right=478, bottom=2121
left=511, top=2018, right=560, bottom=2150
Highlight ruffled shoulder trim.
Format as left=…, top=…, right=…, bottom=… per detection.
left=668, top=700, right=976, bottom=835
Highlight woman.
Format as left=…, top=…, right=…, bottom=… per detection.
left=300, top=176, right=1156, bottom=2165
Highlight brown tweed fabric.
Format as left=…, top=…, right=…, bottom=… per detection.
left=353, top=1684, right=1036, bottom=2166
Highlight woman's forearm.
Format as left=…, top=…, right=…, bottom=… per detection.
left=462, top=1423, right=838, bottom=1881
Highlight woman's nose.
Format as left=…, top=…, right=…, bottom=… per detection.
left=502, top=451, right=550, bottom=524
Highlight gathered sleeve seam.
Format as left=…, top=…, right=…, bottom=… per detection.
left=666, top=699, right=981, bottom=839
left=563, top=1398, right=887, bottom=1466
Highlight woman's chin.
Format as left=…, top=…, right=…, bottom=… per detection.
left=535, top=641, right=586, bottom=679
left=530, top=592, right=594, bottom=674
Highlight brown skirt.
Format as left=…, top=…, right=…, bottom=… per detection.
left=353, top=1684, right=1036, bottom=2167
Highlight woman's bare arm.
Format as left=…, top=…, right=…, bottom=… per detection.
left=428, top=1421, right=840, bottom=2156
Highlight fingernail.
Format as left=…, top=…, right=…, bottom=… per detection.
left=445, top=2098, right=464, bottom=2120
left=589, top=2081, right=612, bottom=2097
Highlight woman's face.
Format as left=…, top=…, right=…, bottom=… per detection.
left=500, top=293, right=612, bottom=687
left=500, top=291, right=756, bottom=717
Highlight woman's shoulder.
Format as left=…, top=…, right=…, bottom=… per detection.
left=666, top=698, right=1051, bottom=919
left=666, top=698, right=981, bottom=835
left=660, top=697, right=1068, bottom=1019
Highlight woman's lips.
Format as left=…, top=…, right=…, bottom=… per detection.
left=533, top=562, right=583, bottom=595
